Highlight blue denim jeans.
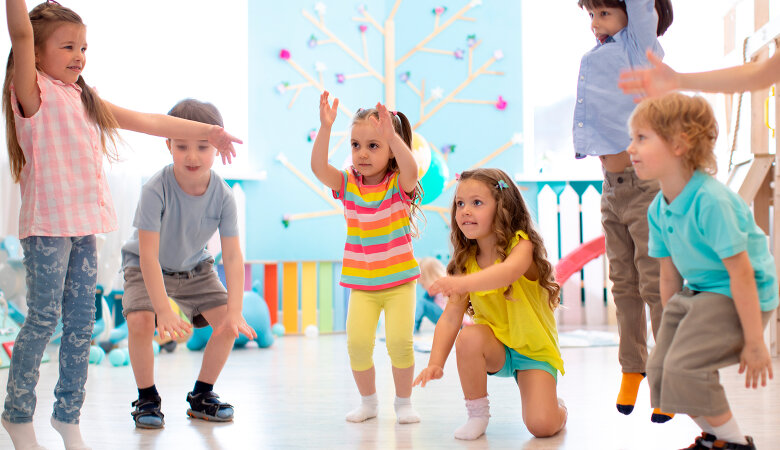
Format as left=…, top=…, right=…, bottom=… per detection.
left=2, top=236, right=97, bottom=424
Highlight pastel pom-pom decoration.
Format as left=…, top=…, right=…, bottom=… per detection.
left=304, top=325, right=319, bottom=338
left=88, top=345, right=105, bottom=365
left=495, top=96, right=507, bottom=110
left=272, top=323, right=285, bottom=337
left=279, top=49, right=291, bottom=60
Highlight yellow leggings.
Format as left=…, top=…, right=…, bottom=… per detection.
left=346, top=281, right=416, bottom=371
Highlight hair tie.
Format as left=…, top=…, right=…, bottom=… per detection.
left=357, top=108, right=364, bottom=113
left=496, top=180, right=509, bottom=190
left=454, top=173, right=461, bottom=181
left=391, top=111, right=398, bottom=116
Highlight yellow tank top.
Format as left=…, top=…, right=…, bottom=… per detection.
left=466, top=230, right=564, bottom=374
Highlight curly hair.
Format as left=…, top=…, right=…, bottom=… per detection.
left=629, top=93, right=719, bottom=175
left=351, top=107, right=424, bottom=235
left=446, top=168, right=560, bottom=311
left=577, top=0, right=673, bottom=36
left=3, top=1, right=120, bottom=183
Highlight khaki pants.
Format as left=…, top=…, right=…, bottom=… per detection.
left=647, top=289, right=772, bottom=416
left=601, top=168, right=662, bottom=373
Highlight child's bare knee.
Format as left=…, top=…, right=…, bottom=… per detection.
left=126, top=312, right=155, bottom=335
left=524, top=412, right=562, bottom=438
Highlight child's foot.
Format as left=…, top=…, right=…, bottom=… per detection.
left=681, top=432, right=717, bottom=450
left=394, top=396, right=420, bottom=424
left=711, top=436, right=755, bottom=450
left=186, top=391, right=234, bottom=422
left=454, top=397, right=490, bottom=440
left=651, top=407, right=674, bottom=423
left=616, top=372, right=645, bottom=415
left=131, top=395, right=165, bottom=429
left=345, top=393, right=378, bottom=423
left=50, top=417, right=90, bottom=450
left=1, top=418, right=46, bottom=449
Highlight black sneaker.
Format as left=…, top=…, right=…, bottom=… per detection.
left=712, top=436, right=756, bottom=450
left=186, top=391, right=234, bottom=422
left=681, top=432, right=717, bottom=449
left=131, top=395, right=165, bottom=429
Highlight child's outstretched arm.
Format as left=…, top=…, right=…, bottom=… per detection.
left=722, top=251, right=774, bottom=389
left=214, top=236, right=257, bottom=340
left=619, top=50, right=780, bottom=99
left=429, top=239, right=534, bottom=297
left=413, top=294, right=470, bottom=387
left=658, top=257, right=683, bottom=307
left=310, top=91, right=343, bottom=191
left=106, top=102, right=241, bottom=164
left=138, top=230, right=192, bottom=340
left=6, top=0, right=41, bottom=118
left=372, top=103, right=418, bottom=194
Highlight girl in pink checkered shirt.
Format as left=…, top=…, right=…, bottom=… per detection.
left=2, top=2, right=242, bottom=449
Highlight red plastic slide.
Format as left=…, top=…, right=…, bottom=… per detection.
left=554, top=235, right=606, bottom=284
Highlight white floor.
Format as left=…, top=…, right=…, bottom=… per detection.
left=0, top=331, right=778, bottom=449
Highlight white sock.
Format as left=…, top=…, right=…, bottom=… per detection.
left=394, top=396, right=420, bottom=424
left=692, top=416, right=715, bottom=435
left=50, top=417, right=90, bottom=450
left=1, top=418, right=46, bottom=450
left=711, top=417, right=747, bottom=445
left=345, top=393, right=378, bottom=423
left=454, top=397, right=490, bottom=440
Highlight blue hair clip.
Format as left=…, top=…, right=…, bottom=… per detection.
left=496, top=180, right=509, bottom=190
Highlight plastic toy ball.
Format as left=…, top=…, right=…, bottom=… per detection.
left=88, top=346, right=105, bottom=365
left=304, top=325, right=319, bottom=338
left=108, top=348, right=128, bottom=367
left=152, top=341, right=160, bottom=356
left=272, top=323, right=285, bottom=337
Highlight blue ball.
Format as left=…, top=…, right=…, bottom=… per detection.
left=420, top=146, right=449, bottom=205
left=108, top=348, right=127, bottom=367
left=272, top=323, right=285, bottom=337
left=88, top=345, right=105, bottom=364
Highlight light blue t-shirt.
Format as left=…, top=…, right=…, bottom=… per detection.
left=647, top=170, right=779, bottom=311
left=573, top=0, right=664, bottom=158
left=121, top=165, right=239, bottom=273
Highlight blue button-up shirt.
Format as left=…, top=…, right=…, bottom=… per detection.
left=573, top=0, right=664, bottom=158
left=647, top=171, right=779, bottom=311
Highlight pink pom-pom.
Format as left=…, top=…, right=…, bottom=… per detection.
left=359, top=24, right=368, bottom=33
left=279, top=49, right=291, bottom=60
left=495, top=96, right=507, bottom=110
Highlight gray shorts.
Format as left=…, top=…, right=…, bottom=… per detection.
left=122, top=259, right=228, bottom=328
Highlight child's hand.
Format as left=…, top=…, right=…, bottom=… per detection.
left=214, top=312, right=258, bottom=340
left=156, top=309, right=192, bottom=341
left=429, top=276, right=467, bottom=297
left=207, top=126, right=243, bottom=165
left=369, top=102, right=397, bottom=143
left=739, top=340, right=774, bottom=388
left=320, top=91, right=339, bottom=128
left=413, top=365, right=443, bottom=388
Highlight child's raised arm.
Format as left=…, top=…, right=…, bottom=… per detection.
left=722, top=251, right=774, bottom=389
left=106, top=102, right=241, bottom=164
left=372, top=103, right=418, bottom=194
left=6, top=0, right=41, bottom=117
left=413, top=295, right=469, bottom=387
left=429, top=239, right=534, bottom=297
left=310, top=91, right=343, bottom=191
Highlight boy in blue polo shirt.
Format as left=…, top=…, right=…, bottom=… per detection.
left=627, top=93, right=777, bottom=450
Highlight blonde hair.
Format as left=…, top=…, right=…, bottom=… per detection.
left=629, top=93, right=719, bottom=175
left=447, top=168, right=560, bottom=310
left=418, top=257, right=446, bottom=289
left=3, top=1, right=119, bottom=183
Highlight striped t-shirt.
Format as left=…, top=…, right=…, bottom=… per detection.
left=333, top=168, right=420, bottom=290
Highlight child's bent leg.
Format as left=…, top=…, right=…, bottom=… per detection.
left=4, top=237, right=70, bottom=429
left=383, top=282, right=419, bottom=423
left=126, top=311, right=157, bottom=388
left=345, top=289, right=383, bottom=422
left=196, top=306, right=234, bottom=384
left=516, top=369, right=566, bottom=438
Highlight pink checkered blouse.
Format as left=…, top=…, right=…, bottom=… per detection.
left=11, top=72, right=117, bottom=238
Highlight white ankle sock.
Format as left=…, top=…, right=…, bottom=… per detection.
left=345, top=393, right=378, bottom=423
left=711, top=417, right=747, bottom=445
left=1, top=418, right=46, bottom=450
left=50, top=417, right=90, bottom=450
left=454, top=397, right=490, bottom=440
left=692, top=416, right=715, bottom=435
left=394, top=396, right=420, bottom=424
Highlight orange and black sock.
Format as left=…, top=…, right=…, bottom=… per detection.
left=616, top=372, right=645, bottom=415
left=650, top=408, right=674, bottom=423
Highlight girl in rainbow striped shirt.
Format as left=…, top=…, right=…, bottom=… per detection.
left=311, top=91, right=423, bottom=424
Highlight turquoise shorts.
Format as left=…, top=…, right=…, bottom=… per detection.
left=488, top=345, right=558, bottom=382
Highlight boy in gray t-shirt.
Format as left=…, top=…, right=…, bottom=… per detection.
left=120, top=99, right=256, bottom=429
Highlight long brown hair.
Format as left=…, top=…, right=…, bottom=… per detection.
left=3, top=1, right=119, bottom=183
left=352, top=107, right=424, bottom=235
left=447, top=168, right=560, bottom=310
